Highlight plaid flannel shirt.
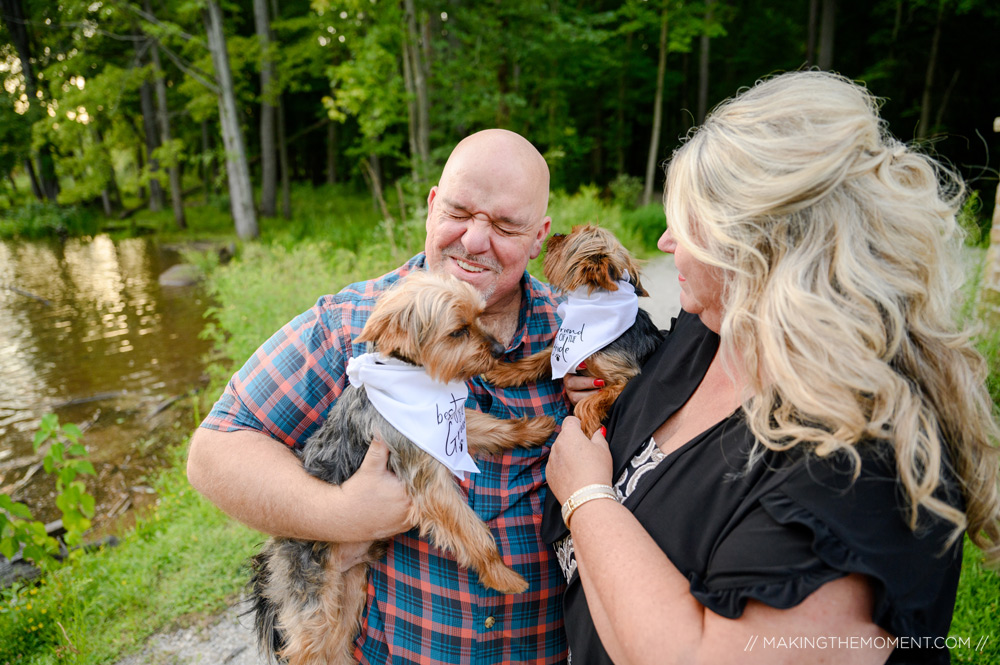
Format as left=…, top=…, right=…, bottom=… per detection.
left=202, top=254, right=570, bottom=664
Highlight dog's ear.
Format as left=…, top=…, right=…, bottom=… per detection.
left=631, top=273, right=649, bottom=297
left=582, top=256, right=620, bottom=293
left=355, top=293, right=417, bottom=357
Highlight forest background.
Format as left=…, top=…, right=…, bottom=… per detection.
left=1, top=0, right=1000, bottom=663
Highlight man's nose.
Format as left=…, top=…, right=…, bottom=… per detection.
left=462, top=217, right=492, bottom=254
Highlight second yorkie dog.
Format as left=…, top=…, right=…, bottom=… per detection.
left=486, top=224, right=663, bottom=437
left=246, top=270, right=556, bottom=665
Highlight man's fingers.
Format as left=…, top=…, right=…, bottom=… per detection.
left=363, top=434, right=391, bottom=470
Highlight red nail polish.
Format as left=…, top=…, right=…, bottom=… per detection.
left=577, top=362, right=587, bottom=370
left=594, top=379, right=605, bottom=388
left=600, top=426, right=607, bottom=437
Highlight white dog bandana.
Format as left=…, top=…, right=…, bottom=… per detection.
left=346, top=353, right=481, bottom=480
left=550, top=270, right=639, bottom=379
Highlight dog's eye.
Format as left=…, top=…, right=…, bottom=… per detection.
left=450, top=327, right=470, bottom=338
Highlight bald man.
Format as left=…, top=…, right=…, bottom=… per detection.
left=188, top=129, right=570, bottom=664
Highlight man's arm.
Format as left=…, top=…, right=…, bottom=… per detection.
left=187, top=427, right=414, bottom=542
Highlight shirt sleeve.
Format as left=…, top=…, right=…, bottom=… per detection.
left=200, top=295, right=355, bottom=448
left=688, top=451, right=963, bottom=646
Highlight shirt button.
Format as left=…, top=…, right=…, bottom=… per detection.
left=484, top=616, right=496, bottom=629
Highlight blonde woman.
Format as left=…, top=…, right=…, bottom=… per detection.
left=551, top=71, right=1000, bottom=665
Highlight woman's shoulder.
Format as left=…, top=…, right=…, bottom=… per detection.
left=696, top=442, right=963, bottom=646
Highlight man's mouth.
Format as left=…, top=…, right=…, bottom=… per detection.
left=455, top=258, right=487, bottom=273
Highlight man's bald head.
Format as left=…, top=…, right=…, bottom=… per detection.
left=439, top=129, right=550, bottom=224
left=423, top=129, right=552, bottom=323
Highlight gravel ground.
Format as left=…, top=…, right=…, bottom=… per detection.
left=114, top=605, right=266, bottom=665
left=114, top=254, right=681, bottom=664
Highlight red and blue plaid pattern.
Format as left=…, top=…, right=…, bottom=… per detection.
left=202, top=254, right=570, bottom=664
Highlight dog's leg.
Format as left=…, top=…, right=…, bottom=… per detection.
left=574, top=381, right=626, bottom=438
left=266, top=543, right=363, bottom=665
left=404, top=459, right=529, bottom=594
left=466, top=409, right=555, bottom=455
left=311, top=560, right=370, bottom=665
left=483, top=347, right=553, bottom=388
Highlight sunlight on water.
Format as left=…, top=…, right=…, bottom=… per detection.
left=0, top=235, right=212, bottom=517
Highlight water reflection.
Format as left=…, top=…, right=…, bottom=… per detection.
left=0, top=235, right=212, bottom=520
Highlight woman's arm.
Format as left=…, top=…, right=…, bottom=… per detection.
left=548, top=417, right=892, bottom=665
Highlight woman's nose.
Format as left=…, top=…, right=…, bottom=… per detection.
left=658, top=227, right=677, bottom=254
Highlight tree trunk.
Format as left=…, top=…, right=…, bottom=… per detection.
left=253, top=0, right=277, bottom=217
left=917, top=0, right=945, bottom=141
left=327, top=119, right=338, bottom=186
left=981, top=117, right=1000, bottom=326
left=804, top=0, right=818, bottom=66
left=134, top=144, right=147, bottom=201
left=201, top=120, right=216, bottom=203
left=401, top=24, right=420, bottom=183
left=204, top=0, right=259, bottom=240
left=95, top=126, right=122, bottom=213
left=403, top=0, right=430, bottom=183
left=697, top=0, right=714, bottom=124
left=1, top=0, right=59, bottom=201
left=817, top=0, right=836, bottom=70
left=269, top=0, right=291, bottom=220
left=643, top=6, right=669, bottom=207
left=146, top=23, right=187, bottom=229
left=615, top=31, right=633, bottom=175
left=23, top=158, right=42, bottom=200
left=140, top=80, right=164, bottom=212
left=276, top=96, right=292, bottom=219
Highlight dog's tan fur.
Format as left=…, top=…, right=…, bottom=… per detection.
left=248, top=270, right=555, bottom=665
left=486, top=225, right=660, bottom=437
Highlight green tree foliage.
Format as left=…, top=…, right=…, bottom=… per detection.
left=0, top=0, right=997, bottom=231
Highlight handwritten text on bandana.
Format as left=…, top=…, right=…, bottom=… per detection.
left=346, top=353, right=480, bottom=479
left=550, top=270, right=639, bottom=379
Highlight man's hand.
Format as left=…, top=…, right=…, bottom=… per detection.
left=338, top=436, right=416, bottom=541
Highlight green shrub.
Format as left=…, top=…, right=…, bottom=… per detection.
left=0, top=202, right=99, bottom=239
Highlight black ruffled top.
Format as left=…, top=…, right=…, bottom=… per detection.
left=542, top=311, right=964, bottom=665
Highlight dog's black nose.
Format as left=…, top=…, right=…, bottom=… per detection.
left=489, top=338, right=506, bottom=359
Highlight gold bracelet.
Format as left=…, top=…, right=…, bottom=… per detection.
left=561, top=485, right=618, bottom=529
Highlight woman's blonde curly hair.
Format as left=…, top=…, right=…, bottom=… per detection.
left=664, top=70, right=1000, bottom=564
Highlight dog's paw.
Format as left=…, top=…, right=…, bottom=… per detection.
left=480, top=563, right=530, bottom=594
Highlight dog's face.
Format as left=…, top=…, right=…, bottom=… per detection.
left=542, top=224, right=648, bottom=296
left=355, top=271, right=506, bottom=383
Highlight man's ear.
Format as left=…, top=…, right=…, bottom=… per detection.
left=530, top=216, right=552, bottom=259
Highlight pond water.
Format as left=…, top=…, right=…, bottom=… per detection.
left=0, top=234, right=213, bottom=526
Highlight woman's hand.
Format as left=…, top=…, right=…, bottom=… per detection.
left=547, top=415, right=614, bottom=505
left=563, top=373, right=606, bottom=406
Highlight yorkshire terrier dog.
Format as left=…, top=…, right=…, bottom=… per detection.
left=246, top=270, right=556, bottom=665
left=486, top=224, right=663, bottom=436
